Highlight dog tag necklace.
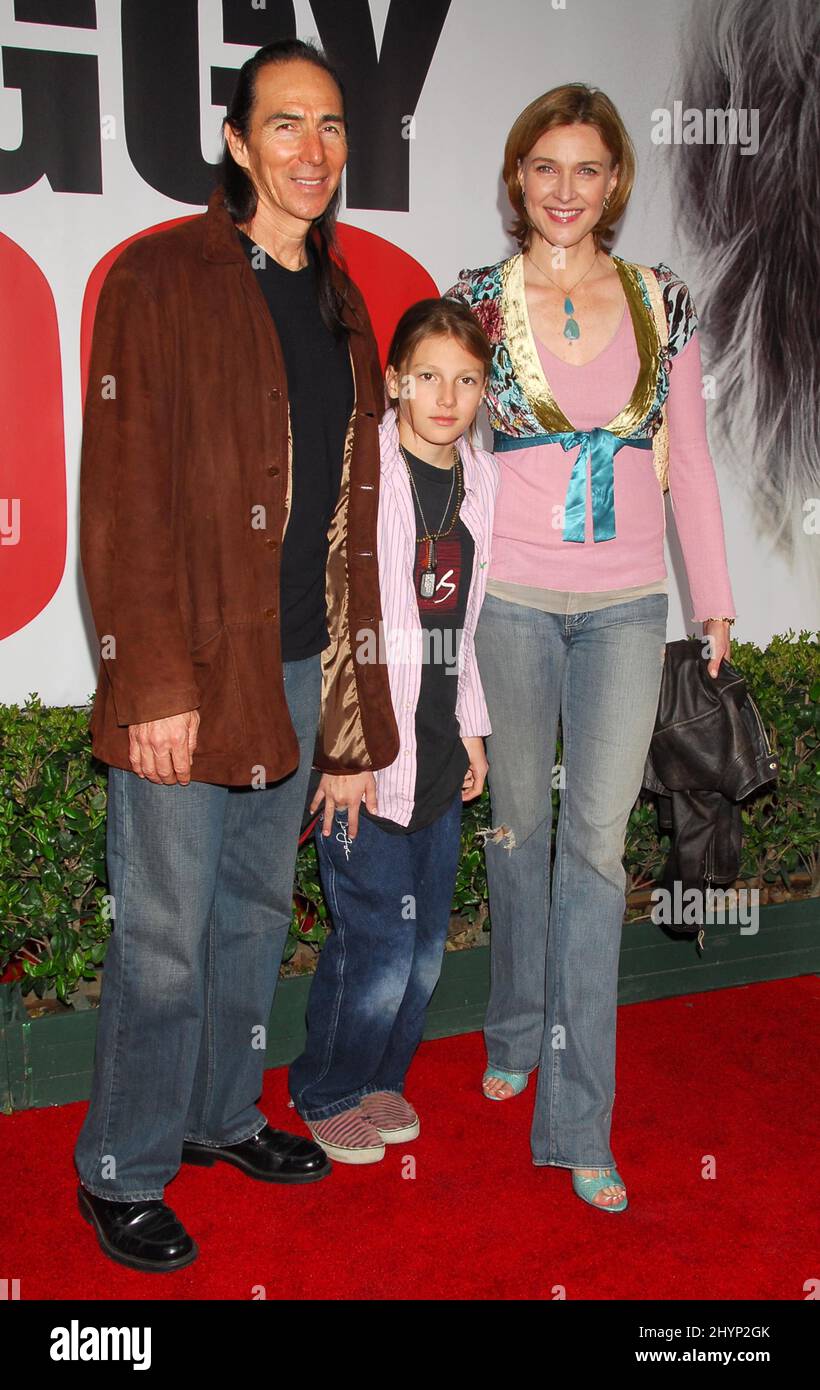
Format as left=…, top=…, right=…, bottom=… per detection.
left=400, top=443, right=463, bottom=599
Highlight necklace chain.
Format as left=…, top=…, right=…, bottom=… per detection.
left=400, top=443, right=463, bottom=543
left=525, top=245, right=601, bottom=345
left=525, top=246, right=599, bottom=297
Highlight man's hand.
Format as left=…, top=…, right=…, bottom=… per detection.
left=128, top=710, right=200, bottom=785
left=461, top=736, right=488, bottom=801
left=311, top=771, right=377, bottom=839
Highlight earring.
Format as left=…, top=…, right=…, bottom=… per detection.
left=603, top=195, right=610, bottom=209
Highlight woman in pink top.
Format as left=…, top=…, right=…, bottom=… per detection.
left=446, top=83, right=736, bottom=1213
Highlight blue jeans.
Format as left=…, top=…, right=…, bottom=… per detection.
left=74, top=654, right=322, bottom=1201
left=289, top=790, right=462, bottom=1122
left=473, top=592, right=668, bottom=1168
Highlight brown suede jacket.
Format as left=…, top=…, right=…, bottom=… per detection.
left=80, top=186, right=399, bottom=785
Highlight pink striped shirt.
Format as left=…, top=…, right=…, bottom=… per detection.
left=367, top=409, right=499, bottom=827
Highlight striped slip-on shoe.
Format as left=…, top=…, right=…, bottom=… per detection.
left=358, top=1091, right=420, bottom=1144
left=307, top=1107, right=386, bottom=1165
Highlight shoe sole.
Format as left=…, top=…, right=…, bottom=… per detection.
left=78, top=1189, right=199, bottom=1272
left=181, top=1147, right=331, bottom=1183
left=574, top=1196, right=629, bottom=1212
left=372, top=1119, right=420, bottom=1144
left=307, top=1128, right=385, bottom=1165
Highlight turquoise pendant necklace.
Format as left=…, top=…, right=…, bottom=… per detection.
left=526, top=249, right=598, bottom=343
left=563, top=294, right=580, bottom=341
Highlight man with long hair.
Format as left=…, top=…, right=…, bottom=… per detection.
left=75, top=39, right=397, bottom=1271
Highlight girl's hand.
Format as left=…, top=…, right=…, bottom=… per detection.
left=461, top=736, right=488, bottom=801
left=702, top=619, right=732, bottom=678
left=311, top=771, right=377, bottom=839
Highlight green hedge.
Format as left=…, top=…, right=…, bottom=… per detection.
left=1, top=632, right=817, bottom=1002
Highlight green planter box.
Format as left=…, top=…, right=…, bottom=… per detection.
left=2, top=898, right=817, bottom=1114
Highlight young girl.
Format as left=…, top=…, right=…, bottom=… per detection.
left=288, top=298, right=498, bottom=1162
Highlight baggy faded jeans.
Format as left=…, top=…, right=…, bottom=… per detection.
left=473, top=592, right=667, bottom=1168
left=288, top=790, right=462, bottom=1122
left=74, top=654, right=322, bottom=1201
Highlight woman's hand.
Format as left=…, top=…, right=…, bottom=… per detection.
left=702, top=619, right=732, bottom=678
left=311, top=771, right=377, bottom=839
left=461, top=736, right=488, bottom=801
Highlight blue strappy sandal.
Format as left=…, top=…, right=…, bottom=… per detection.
left=571, top=1167, right=628, bottom=1212
left=482, top=1066, right=530, bottom=1100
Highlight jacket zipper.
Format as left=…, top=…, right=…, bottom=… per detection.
left=698, top=838, right=714, bottom=952
left=746, top=691, right=773, bottom=757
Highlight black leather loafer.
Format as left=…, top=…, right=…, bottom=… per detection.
left=78, top=1185, right=198, bottom=1272
left=181, top=1123, right=331, bottom=1183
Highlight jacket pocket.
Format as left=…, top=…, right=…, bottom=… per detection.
left=190, top=623, right=246, bottom=756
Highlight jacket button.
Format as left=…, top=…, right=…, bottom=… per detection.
left=268, top=387, right=281, bottom=400
left=263, top=607, right=276, bottom=619
left=268, top=465, right=279, bottom=476
left=265, top=538, right=278, bottom=549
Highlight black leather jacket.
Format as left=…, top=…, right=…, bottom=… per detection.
left=642, top=640, right=780, bottom=918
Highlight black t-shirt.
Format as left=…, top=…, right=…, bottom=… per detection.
left=238, top=229, right=354, bottom=661
left=363, top=446, right=474, bottom=836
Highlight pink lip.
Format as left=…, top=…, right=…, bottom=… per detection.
left=546, top=208, right=583, bottom=221
left=431, top=416, right=457, bottom=423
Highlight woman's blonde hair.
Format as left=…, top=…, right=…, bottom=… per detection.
left=503, top=83, right=636, bottom=253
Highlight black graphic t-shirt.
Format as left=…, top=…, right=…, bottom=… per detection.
left=363, top=446, right=474, bottom=836
left=238, top=229, right=353, bottom=661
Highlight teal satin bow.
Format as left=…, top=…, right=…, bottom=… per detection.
left=493, top=427, right=653, bottom=542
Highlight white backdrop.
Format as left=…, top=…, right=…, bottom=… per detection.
left=1, top=0, right=816, bottom=707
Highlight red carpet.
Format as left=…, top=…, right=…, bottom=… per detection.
left=1, top=977, right=817, bottom=1301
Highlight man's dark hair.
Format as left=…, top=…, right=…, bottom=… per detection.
left=219, top=38, right=349, bottom=337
